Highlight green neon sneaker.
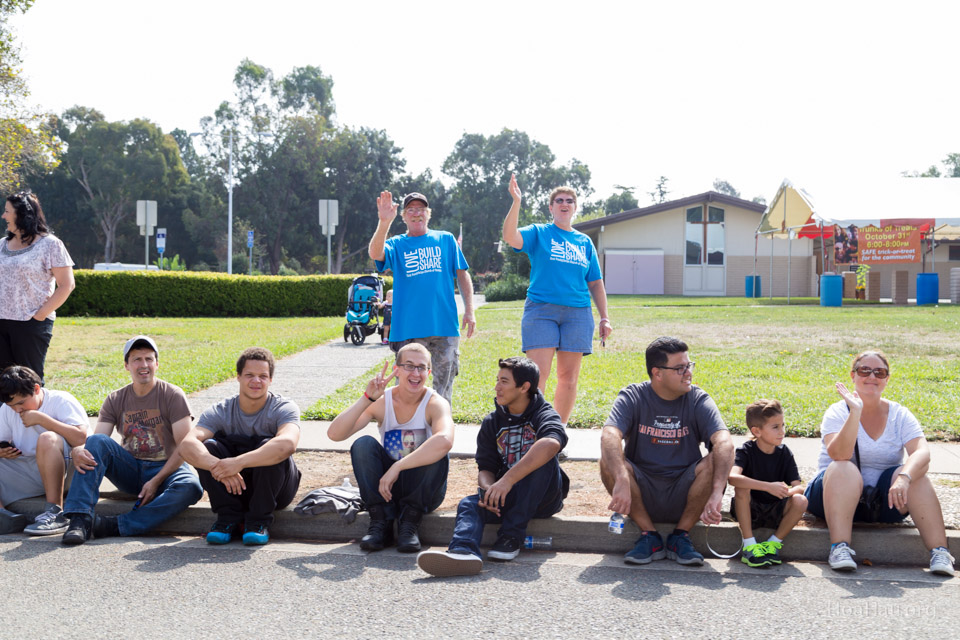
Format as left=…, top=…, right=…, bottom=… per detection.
left=760, top=540, right=783, bottom=565
left=741, top=542, right=771, bottom=568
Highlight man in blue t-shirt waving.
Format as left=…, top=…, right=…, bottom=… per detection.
left=368, top=191, right=475, bottom=405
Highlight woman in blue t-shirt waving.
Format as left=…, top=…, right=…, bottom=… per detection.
left=501, top=173, right=612, bottom=425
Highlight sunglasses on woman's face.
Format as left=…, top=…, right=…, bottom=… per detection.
left=853, top=366, right=889, bottom=379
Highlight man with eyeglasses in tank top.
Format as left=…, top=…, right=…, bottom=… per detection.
left=328, top=343, right=455, bottom=554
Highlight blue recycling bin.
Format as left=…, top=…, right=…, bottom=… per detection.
left=916, top=273, right=939, bottom=305
left=745, top=275, right=761, bottom=298
left=820, top=274, right=842, bottom=307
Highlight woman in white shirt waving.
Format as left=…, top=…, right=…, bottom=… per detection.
left=804, top=350, right=953, bottom=575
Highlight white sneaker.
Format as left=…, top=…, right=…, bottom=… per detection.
left=24, top=504, right=69, bottom=536
left=929, top=547, right=955, bottom=577
left=417, top=549, right=483, bottom=577
left=828, top=542, right=857, bottom=571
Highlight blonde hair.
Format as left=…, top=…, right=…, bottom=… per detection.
left=396, top=343, right=431, bottom=368
left=548, top=186, right=577, bottom=206
left=745, top=399, right=783, bottom=437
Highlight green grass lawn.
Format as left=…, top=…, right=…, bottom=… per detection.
left=306, top=298, right=960, bottom=439
left=46, top=317, right=346, bottom=414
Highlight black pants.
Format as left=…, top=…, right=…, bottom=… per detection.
left=0, top=318, right=54, bottom=382
left=197, top=433, right=301, bottom=528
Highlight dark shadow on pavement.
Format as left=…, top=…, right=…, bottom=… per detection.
left=1, top=535, right=65, bottom=561
left=577, top=560, right=728, bottom=601
left=124, top=539, right=255, bottom=573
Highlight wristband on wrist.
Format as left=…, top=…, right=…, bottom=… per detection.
left=899, top=472, right=912, bottom=483
left=363, top=392, right=374, bottom=402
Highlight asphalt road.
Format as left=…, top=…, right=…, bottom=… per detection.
left=2, top=535, right=956, bottom=639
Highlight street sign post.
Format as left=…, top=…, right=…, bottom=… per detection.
left=247, top=230, right=254, bottom=275
left=137, top=200, right=157, bottom=268
left=156, top=228, right=166, bottom=269
left=319, top=199, right=339, bottom=274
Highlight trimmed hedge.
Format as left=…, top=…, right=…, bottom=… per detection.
left=483, top=274, right=529, bottom=302
left=61, top=270, right=392, bottom=317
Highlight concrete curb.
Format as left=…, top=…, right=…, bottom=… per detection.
left=8, top=496, right=957, bottom=567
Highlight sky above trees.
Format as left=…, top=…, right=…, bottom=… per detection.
left=11, top=1, right=959, bottom=205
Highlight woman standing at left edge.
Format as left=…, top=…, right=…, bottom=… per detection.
left=0, top=191, right=75, bottom=383
left=502, top=173, right=611, bottom=425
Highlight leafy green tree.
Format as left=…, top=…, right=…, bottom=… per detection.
left=648, top=176, right=670, bottom=204
left=0, top=0, right=59, bottom=191
left=442, top=128, right=593, bottom=272
left=712, top=179, right=740, bottom=198
left=54, top=108, right=188, bottom=262
left=602, top=189, right=638, bottom=214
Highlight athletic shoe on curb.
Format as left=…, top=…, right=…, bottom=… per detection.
left=760, top=540, right=783, bottom=565
left=488, top=535, right=521, bottom=561
left=665, top=531, right=705, bottom=566
left=242, top=524, right=269, bottom=545
left=24, top=504, right=69, bottom=536
left=417, top=549, right=483, bottom=577
left=206, top=521, right=239, bottom=545
left=828, top=542, right=857, bottom=571
left=929, top=547, right=955, bottom=577
left=61, top=515, right=93, bottom=546
left=624, top=531, right=666, bottom=565
left=741, top=542, right=771, bottom=568
left=0, top=507, right=27, bottom=534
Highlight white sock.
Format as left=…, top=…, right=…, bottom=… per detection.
left=767, top=534, right=782, bottom=543
left=742, top=537, right=757, bottom=548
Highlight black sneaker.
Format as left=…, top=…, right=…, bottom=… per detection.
left=487, top=535, right=520, bottom=561
left=360, top=505, right=395, bottom=552
left=396, top=520, right=421, bottom=553
left=61, top=515, right=93, bottom=546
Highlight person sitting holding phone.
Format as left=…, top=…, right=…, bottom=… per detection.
left=0, top=365, right=87, bottom=535
left=805, top=350, right=954, bottom=576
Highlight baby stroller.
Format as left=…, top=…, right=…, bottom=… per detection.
left=343, top=273, right=384, bottom=345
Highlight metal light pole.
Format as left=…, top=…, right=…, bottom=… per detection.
left=227, top=130, right=234, bottom=274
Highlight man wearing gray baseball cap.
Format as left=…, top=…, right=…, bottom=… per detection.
left=60, top=335, right=202, bottom=544
left=368, top=191, right=475, bottom=405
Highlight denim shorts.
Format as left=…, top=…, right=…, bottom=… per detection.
left=521, top=299, right=594, bottom=354
left=804, top=464, right=907, bottom=524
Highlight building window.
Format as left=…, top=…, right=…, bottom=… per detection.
left=685, top=205, right=725, bottom=266
left=950, top=245, right=960, bottom=261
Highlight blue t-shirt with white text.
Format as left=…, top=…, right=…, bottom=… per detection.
left=376, top=230, right=469, bottom=341
left=517, top=224, right=602, bottom=308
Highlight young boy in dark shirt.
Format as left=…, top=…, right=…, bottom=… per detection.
left=728, top=399, right=807, bottom=567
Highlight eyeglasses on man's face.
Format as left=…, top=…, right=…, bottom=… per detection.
left=553, top=197, right=576, bottom=205
left=658, top=362, right=695, bottom=375
left=398, top=363, right=429, bottom=373
left=404, top=207, right=428, bottom=215
left=853, top=366, right=889, bottom=379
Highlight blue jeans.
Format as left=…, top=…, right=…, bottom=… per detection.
left=448, top=457, right=564, bottom=558
left=350, top=435, right=448, bottom=520
left=63, top=434, right=203, bottom=536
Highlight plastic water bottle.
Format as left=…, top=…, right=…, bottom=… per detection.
left=609, top=512, right=625, bottom=535
left=523, top=536, right=552, bottom=550
left=341, top=478, right=353, bottom=488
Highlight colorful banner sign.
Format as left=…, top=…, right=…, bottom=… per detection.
left=833, top=219, right=933, bottom=265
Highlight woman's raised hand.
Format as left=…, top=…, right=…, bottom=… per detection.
left=365, top=359, right=398, bottom=401
left=835, top=382, right=863, bottom=412
left=508, top=173, right=522, bottom=202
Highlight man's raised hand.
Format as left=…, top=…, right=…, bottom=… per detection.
left=365, top=360, right=398, bottom=401
left=377, top=191, right=398, bottom=224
